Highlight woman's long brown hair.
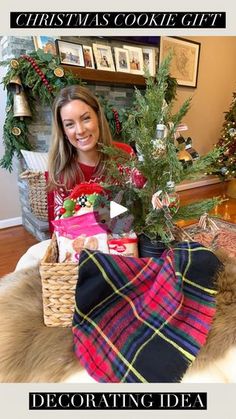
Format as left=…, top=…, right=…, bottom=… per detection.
left=48, top=85, right=113, bottom=191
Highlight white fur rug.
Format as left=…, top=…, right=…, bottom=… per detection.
left=0, top=247, right=236, bottom=383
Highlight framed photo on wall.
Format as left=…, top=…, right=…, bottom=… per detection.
left=92, top=43, right=115, bottom=71
left=56, top=40, right=85, bottom=67
left=159, top=36, right=201, bottom=87
left=33, top=36, right=58, bottom=55
left=114, top=47, right=130, bottom=73
left=83, top=45, right=95, bottom=69
left=142, top=47, right=156, bottom=77
left=123, top=45, right=144, bottom=75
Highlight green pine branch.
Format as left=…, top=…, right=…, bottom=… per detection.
left=174, top=198, right=221, bottom=221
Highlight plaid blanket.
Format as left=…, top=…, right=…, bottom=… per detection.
left=72, top=242, right=221, bottom=383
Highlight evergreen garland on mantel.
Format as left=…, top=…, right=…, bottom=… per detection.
left=0, top=49, right=83, bottom=171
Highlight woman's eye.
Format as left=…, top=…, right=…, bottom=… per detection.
left=65, top=123, right=74, bottom=128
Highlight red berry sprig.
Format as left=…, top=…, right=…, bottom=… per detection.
left=112, top=108, right=121, bottom=135
left=21, top=55, right=53, bottom=94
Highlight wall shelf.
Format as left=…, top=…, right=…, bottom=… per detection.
left=62, top=65, right=146, bottom=87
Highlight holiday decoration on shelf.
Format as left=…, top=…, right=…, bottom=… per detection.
left=177, top=148, right=193, bottom=167
left=0, top=48, right=83, bottom=171
left=101, top=53, right=221, bottom=243
left=214, top=92, right=236, bottom=179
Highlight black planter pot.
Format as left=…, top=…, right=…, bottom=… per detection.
left=138, top=233, right=169, bottom=258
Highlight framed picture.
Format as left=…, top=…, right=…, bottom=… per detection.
left=142, top=47, right=156, bottom=77
left=114, top=47, right=130, bottom=73
left=123, top=45, right=144, bottom=75
left=83, top=45, right=95, bottom=69
left=159, top=36, right=201, bottom=87
left=33, top=36, right=58, bottom=55
left=92, top=43, right=115, bottom=71
left=56, top=39, right=85, bottom=67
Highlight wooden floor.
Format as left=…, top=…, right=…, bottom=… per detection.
left=0, top=226, right=39, bottom=277
left=0, top=181, right=236, bottom=277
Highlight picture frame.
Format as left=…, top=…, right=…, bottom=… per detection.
left=92, top=43, right=115, bottom=72
left=159, top=36, right=201, bottom=88
left=82, top=45, right=95, bottom=69
left=114, top=47, right=130, bottom=73
left=56, top=39, right=85, bottom=67
left=142, top=47, right=157, bottom=77
left=123, top=45, right=144, bottom=75
left=33, top=36, right=58, bottom=56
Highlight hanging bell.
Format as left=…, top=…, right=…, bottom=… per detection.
left=13, top=90, right=32, bottom=118
left=7, top=75, right=23, bottom=94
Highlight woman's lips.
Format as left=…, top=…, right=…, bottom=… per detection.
left=77, top=136, right=90, bottom=145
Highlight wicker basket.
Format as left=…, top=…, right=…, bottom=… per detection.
left=40, top=234, right=78, bottom=327
left=20, top=170, right=48, bottom=220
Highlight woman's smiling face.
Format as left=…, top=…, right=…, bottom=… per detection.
left=60, top=99, right=100, bottom=153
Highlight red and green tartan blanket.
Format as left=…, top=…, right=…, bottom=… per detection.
left=72, top=242, right=221, bottom=383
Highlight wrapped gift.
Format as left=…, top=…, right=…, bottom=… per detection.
left=52, top=212, right=109, bottom=263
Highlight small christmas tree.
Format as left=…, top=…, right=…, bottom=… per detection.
left=215, top=92, right=236, bottom=178
left=102, top=53, right=221, bottom=242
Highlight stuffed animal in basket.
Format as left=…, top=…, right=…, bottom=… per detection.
left=52, top=182, right=138, bottom=262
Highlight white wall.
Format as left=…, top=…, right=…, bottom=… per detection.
left=0, top=64, right=22, bottom=228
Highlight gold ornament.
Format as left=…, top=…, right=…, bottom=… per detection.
left=10, top=59, right=19, bottom=69
left=11, top=127, right=21, bottom=136
left=177, top=149, right=193, bottom=162
left=152, top=139, right=166, bottom=159
left=7, top=75, right=22, bottom=93
left=54, top=67, right=64, bottom=77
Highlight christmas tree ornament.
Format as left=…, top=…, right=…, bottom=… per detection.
left=166, top=180, right=175, bottom=191
left=155, top=123, right=166, bottom=140
left=220, top=167, right=229, bottom=175
left=54, top=67, right=65, bottom=77
left=228, top=128, right=236, bottom=137
left=166, top=181, right=180, bottom=213
left=11, top=127, right=21, bottom=136
left=131, top=168, right=147, bottom=189
left=151, top=123, right=167, bottom=158
left=152, top=139, right=166, bottom=158
left=151, top=190, right=164, bottom=210
left=136, top=144, right=144, bottom=162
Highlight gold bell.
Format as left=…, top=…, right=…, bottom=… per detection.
left=13, top=90, right=32, bottom=118
left=8, top=75, right=23, bottom=94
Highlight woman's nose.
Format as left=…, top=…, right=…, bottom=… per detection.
left=76, top=122, right=85, bottom=135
